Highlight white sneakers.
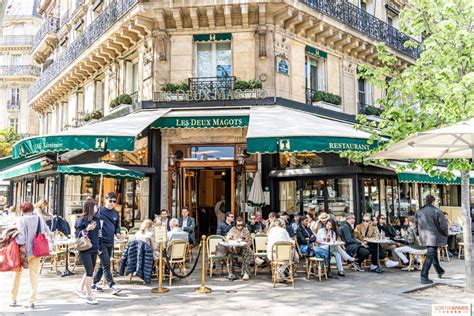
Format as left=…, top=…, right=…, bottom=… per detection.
left=111, top=286, right=122, bottom=295
left=242, top=273, right=250, bottom=280
left=75, top=290, right=87, bottom=299
left=385, top=259, right=399, bottom=268
left=86, top=296, right=98, bottom=305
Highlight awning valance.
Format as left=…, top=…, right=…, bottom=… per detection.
left=246, top=106, right=374, bottom=154
left=0, top=158, right=42, bottom=180
left=12, top=109, right=170, bottom=159
left=151, top=109, right=249, bottom=129
left=389, top=162, right=474, bottom=185
left=57, top=163, right=144, bottom=180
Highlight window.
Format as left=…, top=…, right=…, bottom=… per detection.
left=196, top=41, right=232, bottom=78
left=279, top=152, right=324, bottom=169
left=305, top=56, right=326, bottom=92
left=280, top=181, right=300, bottom=214
left=9, top=118, right=18, bottom=133
left=387, top=16, right=393, bottom=26
left=11, top=54, right=21, bottom=65
left=358, top=78, right=373, bottom=106
left=11, top=88, right=20, bottom=106
left=190, top=146, right=235, bottom=160
left=359, top=0, right=367, bottom=11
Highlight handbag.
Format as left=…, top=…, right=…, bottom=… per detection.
left=76, top=232, right=92, bottom=252
left=33, top=216, right=50, bottom=257
left=0, top=238, right=21, bottom=272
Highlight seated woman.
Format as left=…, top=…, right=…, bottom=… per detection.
left=135, top=219, right=159, bottom=257
left=315, top=219, right=356, bottom=276
left=393, top=216, right=426, bottom=267
left=226, top=217, right=258, bottom=281
left=376, top=214, right=400, bottom=260
left=296, top=216, right=328, bottom=261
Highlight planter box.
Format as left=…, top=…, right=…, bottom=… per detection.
left=83, top=119, right=99, bottom=125
left=312, top=101, right=342, bottom=112
left=110, top=103, right=131, bottom=113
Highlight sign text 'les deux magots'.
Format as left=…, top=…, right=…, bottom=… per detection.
left=175, top=117, right=245, bottom=128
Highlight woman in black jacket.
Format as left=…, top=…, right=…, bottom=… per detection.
left=74, top=198, right=100, bottom=305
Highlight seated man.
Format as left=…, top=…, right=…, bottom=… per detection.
left=394, top=216, right=426, bottom=268
left=354, top=213, right=399, bottom=272
left=167, top=218, right=189, bottom=242
left=178, top=208, right=195, bottom=245
left=296, top=215, right=327, bottom=260
left=246, top=212, right=265, bottom=234
left=338, top=213, right=367, bottom=272
left=226, top=217, right=260, bottom=280
left=267, top=218, right=298, bottom=279
left=216, top=212, right=234, bottom=236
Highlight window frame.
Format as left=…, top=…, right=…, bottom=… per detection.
left=194, top=40, right=233, bottom=78
left=305, top=55, right=327, bottom=92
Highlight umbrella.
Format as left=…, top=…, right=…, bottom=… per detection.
left=247, top=171, right=265, bottom=208
left=369, top=118, right=473, bottom=292
left=57, top=162, right=144, bottom=206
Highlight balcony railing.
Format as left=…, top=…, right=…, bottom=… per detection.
left=60, top=10, right=70, bottom=28
left=7, top=100, right=20, bottom=111
left=32, top=17, right=60, bottom=52
left=0, top=35, right=33, bottom=46
left=301, top=0, right=420, bottom=59
left=189, top=76, right=235, bottom=96
left=28, top=0, right=138, bottom=101
left=0, top=65, right=41, bottom=77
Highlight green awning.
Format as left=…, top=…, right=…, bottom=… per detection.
left=398, top=172, right=474, bottom=185
left=151, top=109, right=250, bottom=129
left=305, top=45, right=328, bottom=59
left=12, top=109, right=169, bottom=159
left=0, top=158, right=42, bottom=180
left=246, top=106, right=374, bottom=154
left=0, top=154, right=42, bottom=171
left=57, top=162, right=144, bottom=180
left=193, top=33, right=232, bottom=42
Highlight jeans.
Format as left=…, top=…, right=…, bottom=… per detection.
left=80, top=251, right=98, bottom=277
left=93, top=242, right=115, bottom=287
left=393, top=246, right=426, bottom=264
left=332, top=246, right=352, bottom=272
left=300, top=244, right=329, bottom=261
left=11, top=256, right=41, bottom=305
left=421, top=246, right=444, bottom=279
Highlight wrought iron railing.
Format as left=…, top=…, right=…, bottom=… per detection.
left=28, top=0, right=138, bottom=101
left=7, top=100, right=20, bottom=111
left=301, top=0, right=420, bottom=59
left=188, top=76, right=235, bottom=98
left=32, top=17, right=60, bottom=52
left=0, top=35, right=33, bottom=46
left=60, top=10, right=70, bottom=28
left=0, top=65, right=41, bottom=77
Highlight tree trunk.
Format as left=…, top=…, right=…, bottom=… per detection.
left=460, top=170, right=473, bottom=293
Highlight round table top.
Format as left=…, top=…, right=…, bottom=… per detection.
left=319, top=240, right=345, bottom=246
left=394, top=237, right=406, bottom=242
left=219, top=240, right=247, bottom=247
left=366, top=238, right=394, bottom=244
left=54, top=238, right=77, bottom=246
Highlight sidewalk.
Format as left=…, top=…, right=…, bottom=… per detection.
left=0, top=256, right=472, bottom=316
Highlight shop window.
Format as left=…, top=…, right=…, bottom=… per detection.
left=361, top=178, right=380, bottom=216
left=305, top=55, right=326, bottom=92
left=190, top=146, right=235, bottom=160
left=63, top=175, right=93, bottom=216
left=279, top=181, right=300, bottom=214
left=102, top=136, right=148, bottom=165
left=196, top=41, right=232, bottom=78
left=279, top=153, right=324, bottom=169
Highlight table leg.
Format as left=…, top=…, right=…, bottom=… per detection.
left=376, top=244, right=383, bottom=274
left=61, top=244, right=75, bottom=277
left=326, top=246, right=338, bottom=279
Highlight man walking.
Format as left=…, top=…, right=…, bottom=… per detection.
left=415, top=195, right=448, bottom=284
left=92, top=192, right=123, bottom=295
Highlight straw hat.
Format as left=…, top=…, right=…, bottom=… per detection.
left=318, top=212, right=330, bottom=221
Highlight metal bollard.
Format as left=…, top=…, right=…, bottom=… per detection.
left=194, top=235, right=212, bottom=294
left=151, top=241, right=169, bottom=294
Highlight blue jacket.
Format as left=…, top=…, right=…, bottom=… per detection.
left=75, top=215, right=100, bottom=253
left=119, top=240, right=154, bottom=284
left=216, top=220, right=233, bottom=236
left=52, top=216, right=71, bottom=236
left=97, top=206, right=120, bottom=243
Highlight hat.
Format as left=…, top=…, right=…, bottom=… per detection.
left=105, top=192, right=117, bottom=199
left=318, top=212, right=330, bottom=221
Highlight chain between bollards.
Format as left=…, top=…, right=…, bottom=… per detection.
left=194, top=235, right=212, bottom=294
left=151, top=240, right=169, bottom=294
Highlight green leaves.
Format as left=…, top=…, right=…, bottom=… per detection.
left=0, top=128, right=21, bottom=157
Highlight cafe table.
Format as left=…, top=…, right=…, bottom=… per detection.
left=318, top=240, right=345, bottom=277
left=366, top=238, right=395, bottom=273
left=217, top=240, right=247, bottom=281
left=54, top=237, right=77, bottom=277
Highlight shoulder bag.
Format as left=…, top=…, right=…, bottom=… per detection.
left=76, top=225, right=93, bottom=252
left=33, top=216, right=50, bottom=257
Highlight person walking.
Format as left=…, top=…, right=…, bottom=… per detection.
left=92, top=192, right=123, bottom=295
left=75, top=198, right=100, bottom=305
left=10, top=201, right=50, bottom=309
left=415, top=195, right=448, bottom=284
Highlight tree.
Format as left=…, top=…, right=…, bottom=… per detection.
left=344, top=0, right=473, bottom=291
left=0, top=128, right=21, bottom=157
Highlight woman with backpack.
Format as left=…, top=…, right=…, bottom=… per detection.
left=74, top=197, right=100, bottom=305
left=10, top=201, right=50, bottom=309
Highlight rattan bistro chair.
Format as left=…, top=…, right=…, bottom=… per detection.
left=206, top=235, right=231, bottom=277
left=165, top=240, right=189, bottom=286
left=271, top=241, right=296, bottom=288
left=253, top=234, right=268, bottom=276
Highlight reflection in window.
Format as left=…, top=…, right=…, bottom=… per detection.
left=102, top=136, right=148, bottom=165
left=279, top=153, right=324, bottom=169
left=279, top=181, right=300, bottom=214
left=190, top=146, right=235, bottom=160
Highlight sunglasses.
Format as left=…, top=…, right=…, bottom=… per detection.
left=108, top=199, right=117, bottom=203
left=363, top=219, right=371, bottom=222
left=236, top=224, right=243, bottom=227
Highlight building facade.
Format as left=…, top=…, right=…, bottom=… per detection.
left=1, top=0, right=470, bottom=232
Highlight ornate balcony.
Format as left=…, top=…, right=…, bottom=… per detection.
left=301, top=0, right=420, bottom=59
left=0, top=65, right=41, bottom=77
left=0, top=35, right=33, bottom=47
left=28, top=0, right=139, bottom=102
left=32, top=17, right=60, bottom=53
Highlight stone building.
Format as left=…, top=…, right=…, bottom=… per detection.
left=4, top=0, right=467, bottom=231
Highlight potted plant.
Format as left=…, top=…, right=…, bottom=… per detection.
left=160, top=82, right=189, bottom=101
left=311, top=90, right=342, bottom=111
left=110, top=94, right=133, bottom=112
left=363, top=104, right=384, bottom=116
left=233, top=79, right=262, bottom=98
left=83, top=110, right=103, bottom=123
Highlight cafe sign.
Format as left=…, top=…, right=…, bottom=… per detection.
left=152, top=116, right=249, bottom=129
left=155, top=88, right=267, bottom=103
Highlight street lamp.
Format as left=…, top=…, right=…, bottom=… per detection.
left=168, top=154, right=177, bottom=167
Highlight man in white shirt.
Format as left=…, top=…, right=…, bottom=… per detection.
left=167, top=218, right=189, bottom=242
left=267, top=218, right=298, bottom=280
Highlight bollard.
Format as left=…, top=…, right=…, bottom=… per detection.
left=151, top=241, right=169, bottom=294
left=194, top=235, right=212, bottom=294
